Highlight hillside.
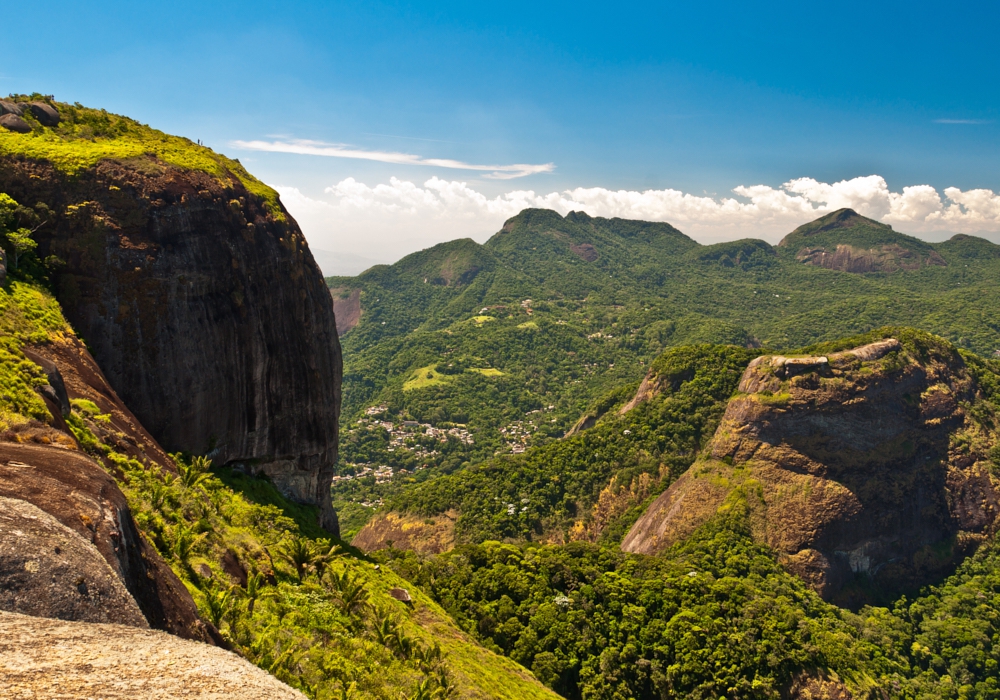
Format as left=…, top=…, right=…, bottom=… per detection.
left=374, top=330, right=1000, bottom=699
left=328, top=207, right=1000, bottom=538
left=623, top=331, right=1000, bottom=607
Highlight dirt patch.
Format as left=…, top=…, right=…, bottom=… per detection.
left=569, top=242, right=598, bottom=262
left=352, top=510, right=457, bottom=554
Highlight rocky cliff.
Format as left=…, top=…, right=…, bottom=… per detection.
left=622, top=331, right=1000, bottom=606
left=0, top=334, right=222, bottom=643
left=0, top=138, right=342, bottom=530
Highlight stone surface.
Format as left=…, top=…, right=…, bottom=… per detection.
left=0, top=100, right=24, bottom=115
left=0, top=156, right=343, bottom=532
left=26, top=101, right=60, bottom=126
left=623, top=337, right=1000, bottom=606
left=0, top=114, right=31, bottom=133
left=0, top=442, right=221, bottom=643
left=0, top=496, right=147, bottom=626
left=0, top=610, right=307, bottom=699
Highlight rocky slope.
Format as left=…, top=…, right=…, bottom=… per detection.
left=0, top=610, right=305, bottom=699
left=0, top=99, right=342, bottom=530
left=778, top=208, right=947, bottom=272
left=622, top=331, right=1000, bottom=606
left=0, top=331, right=221, bottom=641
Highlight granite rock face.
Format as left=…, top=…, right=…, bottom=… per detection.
left=0, top=611, right=307, bottom=699
left=0, top=157, right=342, bottom=532
left=623, top=336, right=1000, bottom=606
left=0, top=441, right=220, bottom=644
left=0, top=495, right=147, bottom=626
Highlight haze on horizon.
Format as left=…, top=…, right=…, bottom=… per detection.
left=3, top=0, right=999, bottom=274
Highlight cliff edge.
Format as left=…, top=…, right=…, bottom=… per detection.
left=0, top=97, right=342, bottom=531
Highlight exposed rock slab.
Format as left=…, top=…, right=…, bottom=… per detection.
left=0, top=496, right=147, bottom=626
left=0, top=156, right=342, bottom=531
left=623, top=336, right=1000, bottom=606
left=353, top=510, right=457, bottom=554
left=0, top=610, right=306, bottom=699
left=0, top=442, right=219, bottom=643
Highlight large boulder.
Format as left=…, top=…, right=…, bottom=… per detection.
left=0, top=100, right=23, bottom=116
left=26, top=102, right=60, bottom=126
left=0, top=114, right=31, bottom=133
left=0, top=442, right=220, bottom=643
left=0, top=496, right=148, bottom=626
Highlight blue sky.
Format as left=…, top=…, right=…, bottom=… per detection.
left=4, top=1, right=999, bottom=271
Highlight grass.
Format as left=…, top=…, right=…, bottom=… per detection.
left=467, top=367, right=503, bottom=377
left=0, top=280, right=71, bottom=430
left=403, top=364, right=454, bottom=391
left=0, top=97, right=283, bottom=220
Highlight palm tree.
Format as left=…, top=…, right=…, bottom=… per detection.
left=312, top=539, right=345, bottom=579
left=239, top=570, right=274, bottom=615
left=171, top=524, right=207, bottom=573
left=275, top=536, right=318, bottom=583
left=178, top=455, right=212, bottom=489
left=328, top=570, right=370, bottom=616
left=203, top=582, right=234, bottom=629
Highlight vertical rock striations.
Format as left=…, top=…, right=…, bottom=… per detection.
left=0, top=156, right=342, bottom=532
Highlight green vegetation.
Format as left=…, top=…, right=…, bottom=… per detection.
left=384, top=495, right=1000, bottom=699
left=386, top=344, right=756, bottom=544
left=0, top=94, right=282, bottom=218
left=365, top=330, right=1000, bottom=698
left=0, top=274, right=555, bottom=700
left=328, top=208, right=1000, bottom=534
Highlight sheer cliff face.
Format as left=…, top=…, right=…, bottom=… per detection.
left=0, top=156, right=342, bottom=531
left=623, top=337, right=1000, bottom=607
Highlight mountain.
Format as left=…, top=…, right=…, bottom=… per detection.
left=327, top=207, right=1000, bottom=539
left=623, top=331, right=1000, bottom=607
left=0, top=100, right=342, bottom=531
left=0, top=95, right=560, bottom=700
left=373, top=329, right=1000, bottom=699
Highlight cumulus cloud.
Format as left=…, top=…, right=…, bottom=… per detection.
left=278, top=175, right=1000, bottom=270
left=231, top=139, right=554, bottom=179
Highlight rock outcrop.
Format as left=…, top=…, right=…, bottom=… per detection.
left=0, top=114, right=31, bottom=133
left=25, top=101, right=60, bottom=126
left=778, top=208, right=947, bottom=273
left=623, top=333, right=1000, bottom=606
left=0, top=155, right=343, bottom=532
left=0, top=334, right=220, bottom=642
left=0, top=495, right=147, bottom=626
left=0, top=610, right=306, bottom=699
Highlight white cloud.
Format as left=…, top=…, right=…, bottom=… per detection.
left=278, top=175, right=1000, bottom=269
left=231, top=139, right=554, bottom=179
